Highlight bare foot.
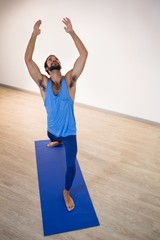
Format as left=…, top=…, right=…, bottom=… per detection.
left=63, top=190, right=75, bottom=211
left=47, top=141, right=62, bottom=147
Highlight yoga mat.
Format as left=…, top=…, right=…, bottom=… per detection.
left=34, top=140, right=100, bottom=236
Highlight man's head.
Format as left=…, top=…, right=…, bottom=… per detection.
left=44, top=55, right=62, bottom=75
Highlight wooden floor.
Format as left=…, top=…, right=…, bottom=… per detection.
left=0, top=85, right=160, bottom=240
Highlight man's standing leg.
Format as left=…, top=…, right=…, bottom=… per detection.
left=63, top=135, right=77, bottom=211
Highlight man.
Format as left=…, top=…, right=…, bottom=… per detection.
left=24, top=17, right=88, bottom=211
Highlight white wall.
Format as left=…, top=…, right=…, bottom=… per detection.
left=0, top=0, right=160, bottom=123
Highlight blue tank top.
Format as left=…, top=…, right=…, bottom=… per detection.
left=44, top=77, right=76, bottom=137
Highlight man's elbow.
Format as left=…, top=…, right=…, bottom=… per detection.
left=24, top=50, right=32, bottom=63
left=83, top=49, right=88, bottom=60
left=24, top=55, right=32, bottom=65
left=85, top=47, right=88, bottom=56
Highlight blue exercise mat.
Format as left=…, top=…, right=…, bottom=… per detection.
left=34, top=140, right=100, bottom=236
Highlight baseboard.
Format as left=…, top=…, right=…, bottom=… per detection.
left=0, top=83, right=40, bottom=96
left=75, top=102, right=160, bottom=126
left=1, top=83, right=160, bottom=126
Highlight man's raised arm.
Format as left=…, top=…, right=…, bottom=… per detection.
left=24, top=20, right=45, bottom=85
left=63, top=18, right=88, bottom=81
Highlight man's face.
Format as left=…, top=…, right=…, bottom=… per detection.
left=46, top=55, right=61, bottom=72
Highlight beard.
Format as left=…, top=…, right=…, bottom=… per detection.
left=48, top=63, right=61, bottom=71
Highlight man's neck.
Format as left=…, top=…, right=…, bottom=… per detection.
left=50, top=71, right=62, bottom=84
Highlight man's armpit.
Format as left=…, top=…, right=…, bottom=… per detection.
left=38, top=79, right=46, bottom=91
left=69, top=75, right=77, bottom=88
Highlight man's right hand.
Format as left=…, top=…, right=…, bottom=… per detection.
left=33, top=20, right=42, bottom=35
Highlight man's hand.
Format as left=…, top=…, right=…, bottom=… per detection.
left=62, top=17, right=73, bottom=34
left=33, top=20, right=42, bottom=35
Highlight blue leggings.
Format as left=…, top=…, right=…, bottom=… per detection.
left=47, top=131, right=77, bottom=191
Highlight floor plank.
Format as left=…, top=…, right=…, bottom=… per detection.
left=0, top=85, right=160, bottom=240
